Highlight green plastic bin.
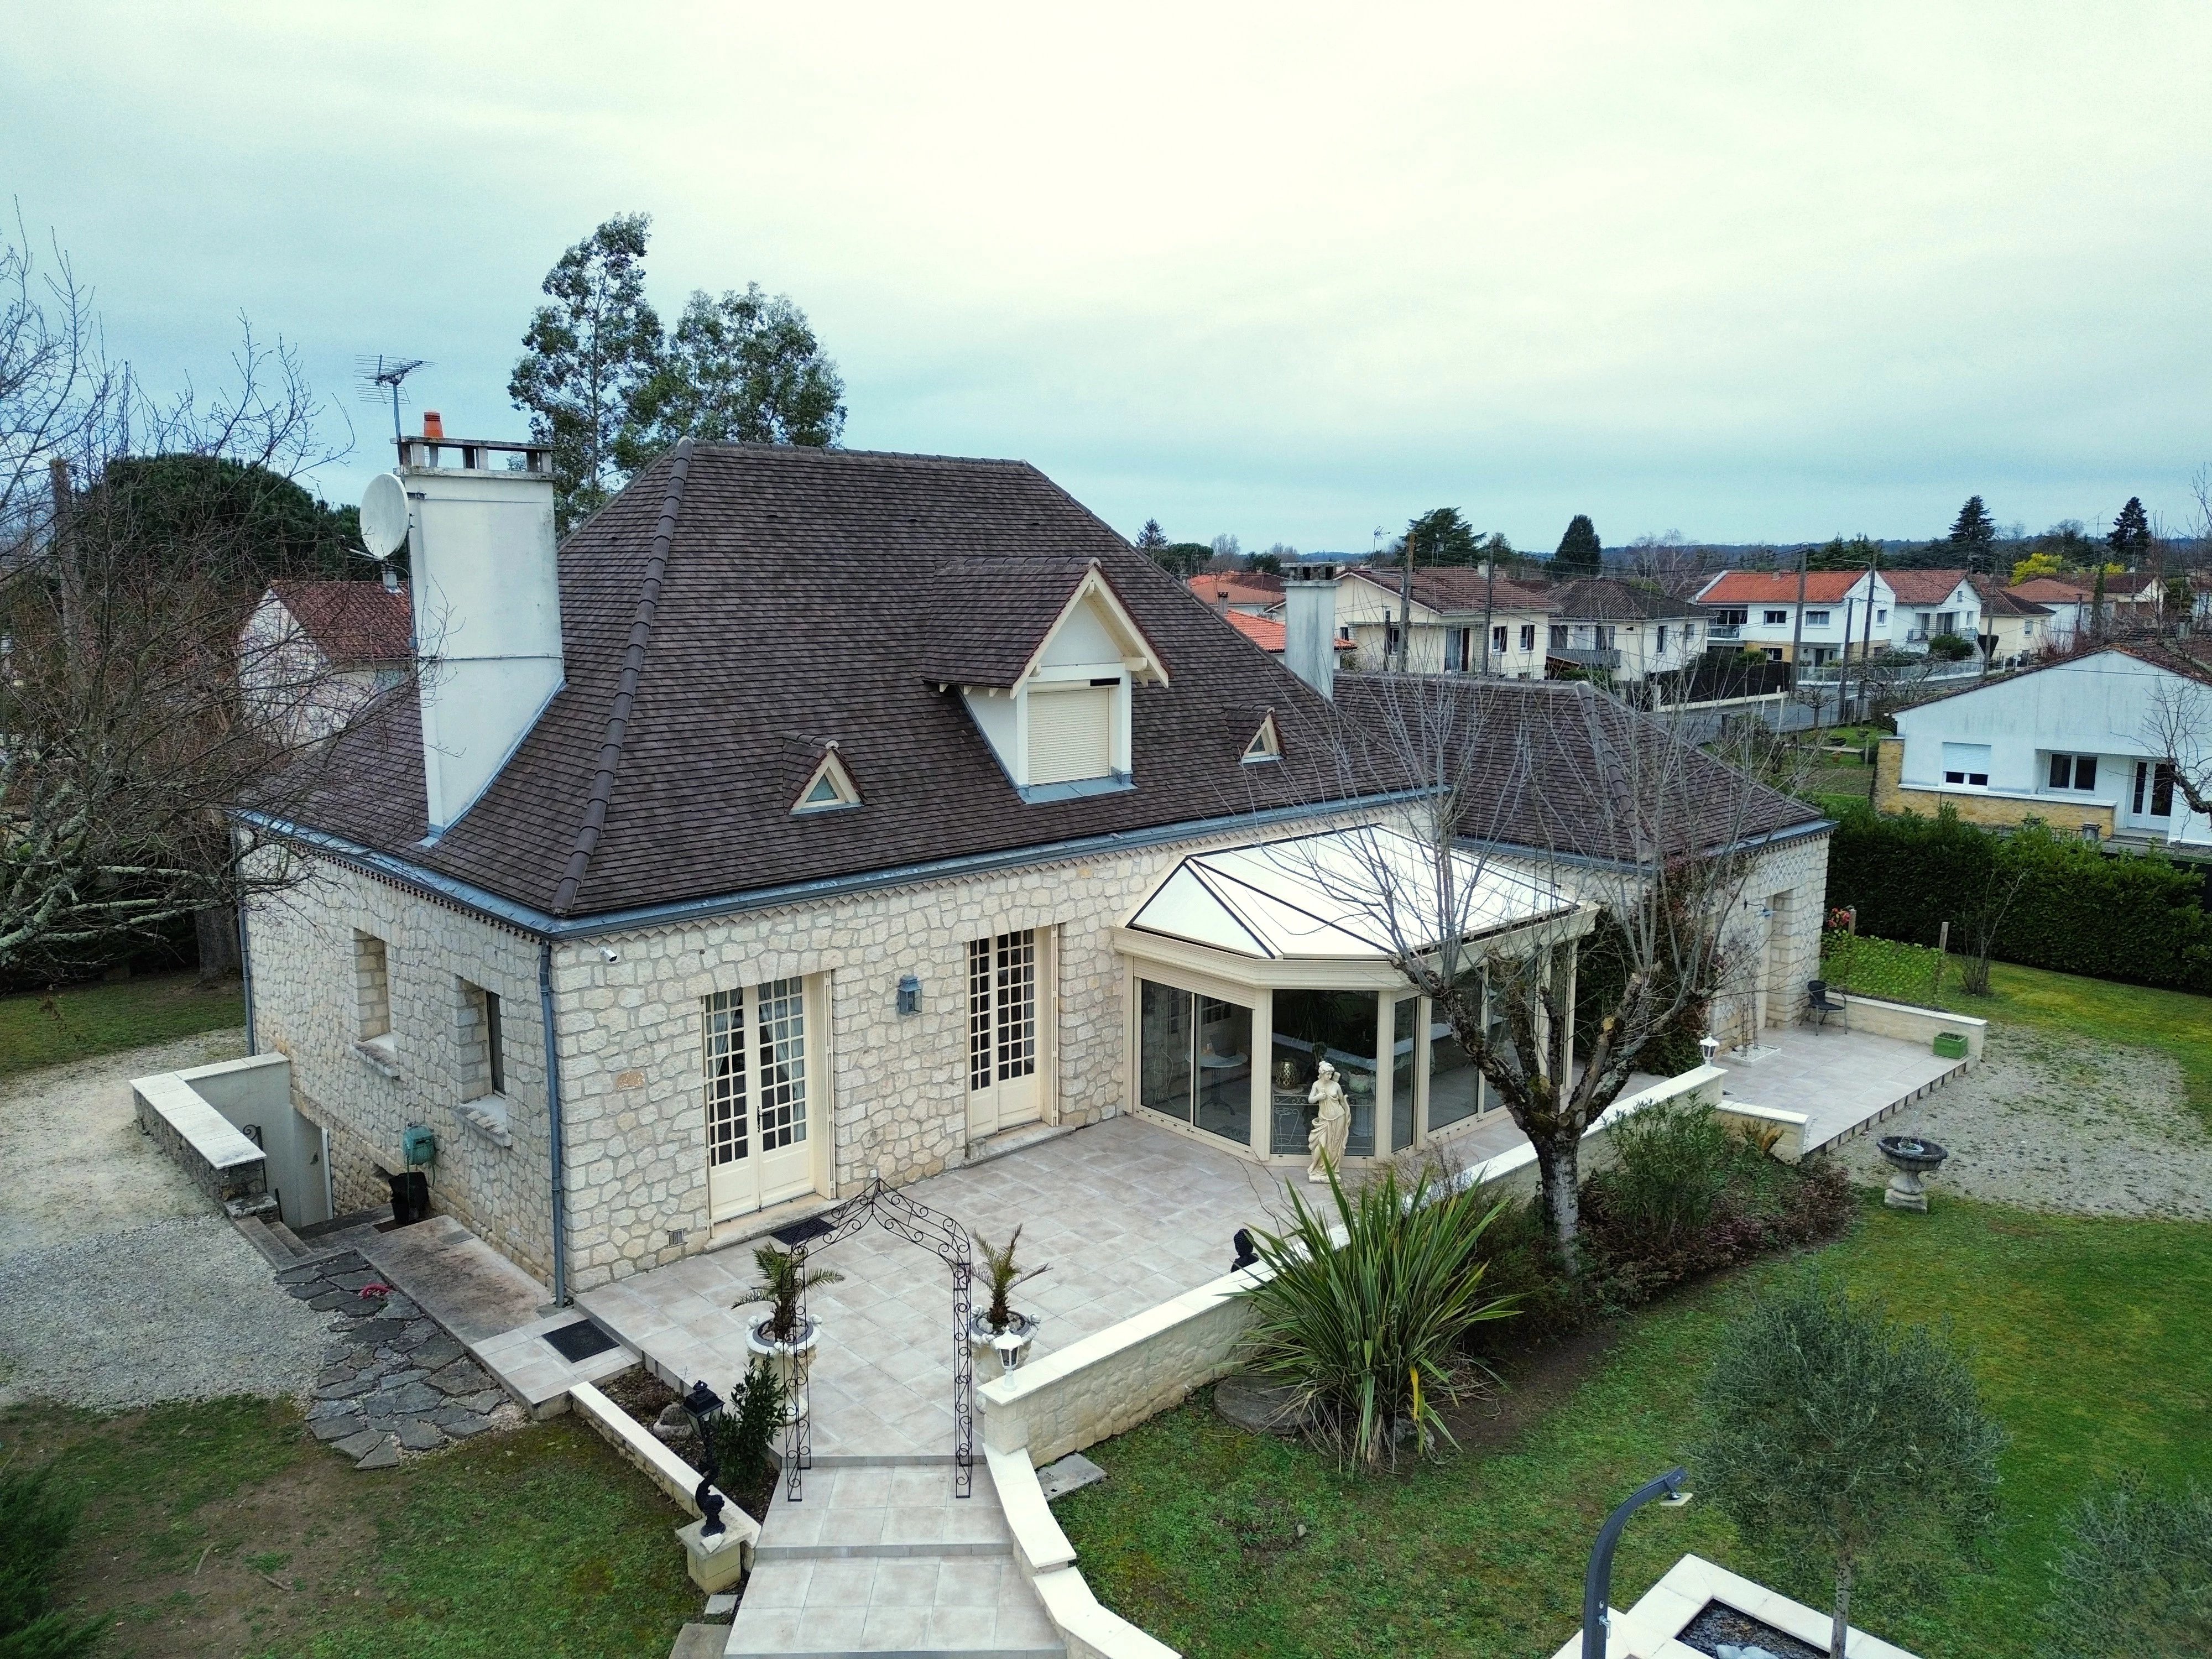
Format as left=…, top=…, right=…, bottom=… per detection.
left=1932, top=1031, right=1969, bottom=1061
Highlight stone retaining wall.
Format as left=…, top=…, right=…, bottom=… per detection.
left=131, top=1071, right=267, bottom=1209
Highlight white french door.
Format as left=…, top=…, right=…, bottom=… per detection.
left=967, top=930, right=1046, bottom=1138
left=705, top=977, right=819, bottom=1223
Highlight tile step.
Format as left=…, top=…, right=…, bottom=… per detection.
left=755, top=1539, right=1011, bottom=1561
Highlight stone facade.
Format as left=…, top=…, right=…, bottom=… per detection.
left=248, top=809, right=1832, bottom=1296
left=1872, top=736, right=2117, bottom=836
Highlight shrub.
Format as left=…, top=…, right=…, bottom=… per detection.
left=0, top=1468, right=100, bottom=1658
left=1587, top=1098, right=1738, bottom=1245
left=1694, top=1279, right=2006, bottom=1659
left=1237, top=1164, right=1516, bottom=1469
left=1828, top=806, right=2212, bottom=993
left=2043, top=1472, right=2212, bottom=1658
left=705, top=1359, right=788, bottom=1520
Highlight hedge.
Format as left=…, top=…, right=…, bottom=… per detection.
left=1824, top=805, right=2212, bottom=994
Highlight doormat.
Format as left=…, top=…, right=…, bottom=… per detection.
left=771, top=1215, right=834, bottom=1248
left=543, top=1319, right=620, bottom=1363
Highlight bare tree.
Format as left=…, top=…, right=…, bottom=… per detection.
left=2139, top=656, right=2212, bottom=823
left=1, top=215, right=400, bottom=978
left=1292, top=676, right=1797, bottom=1260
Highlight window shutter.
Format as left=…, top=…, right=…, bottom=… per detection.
left=1027, top=686, right=1115, bottom=784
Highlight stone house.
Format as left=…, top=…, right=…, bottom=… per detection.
left=241, top=433, right=1829, bottom=1300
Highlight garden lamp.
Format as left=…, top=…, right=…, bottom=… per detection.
left=681, top=1379, right=727, bottom=1538
left=1698, top=1032, right=1719, bottom=1067
left=1582, top=1467, right=1691, bottom=1659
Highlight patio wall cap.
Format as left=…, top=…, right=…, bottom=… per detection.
left=1840, top=995, right=1987, bottom=1030
left=983, top=1444, right=1078, bottom=1577
left=1609, top=1553, right=1924, bottom=1659
left=129, top=1071, right=265, bottom=1171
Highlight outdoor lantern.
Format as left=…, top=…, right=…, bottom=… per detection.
left=993, top=1328, right=1027, bottom=1373
left=896, top=974, right=921, bottom=1015
left=681, top=1379, right=728, bottom=1537
left=1698, top=1032, right=1720, bottom=1067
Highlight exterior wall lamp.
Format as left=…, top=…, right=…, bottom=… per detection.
left=896, top=975, right=922, bottom=1016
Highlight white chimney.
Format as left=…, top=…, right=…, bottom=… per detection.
left=386, top=434, right=562, bottom=836
left=1282, top=559, right=1342, bottom=700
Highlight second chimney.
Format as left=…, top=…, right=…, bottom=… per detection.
left=1281, top=560, right=1342, bottom=700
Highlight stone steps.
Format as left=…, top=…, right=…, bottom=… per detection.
left=726, top=1456, right=1062, bottom=1658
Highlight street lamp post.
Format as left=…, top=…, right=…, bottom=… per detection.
left=1582, top=1466, right=1691, bottom=1659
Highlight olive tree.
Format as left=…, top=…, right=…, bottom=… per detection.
left=1694, top=1279, right=2006, bottom=1657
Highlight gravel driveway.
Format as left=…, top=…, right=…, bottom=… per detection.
left=0, top=1029, right=338, bottom=1410
left=1836, top=1024, right=2212, bottom=1219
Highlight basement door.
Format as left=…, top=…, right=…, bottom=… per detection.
left=705, top=977, right=819, bottom=1223
left=967, top=930, right=1046, bottom=1138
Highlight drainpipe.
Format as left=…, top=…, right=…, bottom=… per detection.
left=538, top=937, right=570, bottom=1306
left=233, top=828, right=257, bottom=1055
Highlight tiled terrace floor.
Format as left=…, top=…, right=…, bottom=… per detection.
left=581, top=1025, right=1960, bottom=1464
left=578, top=1114, right=1298, bottom=1460
left=1714, top=1023, right=1964, bottom=1152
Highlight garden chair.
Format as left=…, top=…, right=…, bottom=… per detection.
left=1804, top=979, right=1849, bottom=1032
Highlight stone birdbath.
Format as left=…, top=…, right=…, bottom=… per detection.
left=1876, top=1134, right=1949, bottom=1212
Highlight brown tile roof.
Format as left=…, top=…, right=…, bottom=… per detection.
left=1542, top=577, right=1701, bottom=622
left=283, top=445, right=1369, bottom=920
left=1347, top=566, right=1553, bottom=616
left=1696, top=570, right=1863, bottom=604
left=1968, top=576, right=2052, bottom=617
left=269, top=580, right=411, bottom=664
left=2007, top=576, right=2089, bottom=603
left=1334, top=676, right=1825, bottom=863
left=1881, top=568, right=1973, bottom=604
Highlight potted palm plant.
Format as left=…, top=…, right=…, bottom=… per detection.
left=738, top=1244, right=840, bottom=1421
left=968, top=1226, right=1048, bottom=1378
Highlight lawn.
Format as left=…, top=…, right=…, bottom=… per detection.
left=1055, top=1198, right=2212, bottom=1659
left=0, top=971, right=243, bottom=1081
left=0, top=1397, right=699, bottom=1658
left=1822, top=933, right=2212, bottom=1122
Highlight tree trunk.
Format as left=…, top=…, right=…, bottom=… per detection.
left=194, top=905, right=241, bottom=983
left=1832, top=1555, right=1853, bottom=1658
left=1531, top=1133, right=1582, bottom=1266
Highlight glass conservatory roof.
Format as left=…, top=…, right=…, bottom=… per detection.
left=1124, top=826, right=1579, bottom=962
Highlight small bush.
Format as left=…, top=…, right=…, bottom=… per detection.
left=705, top=1360, right=787, bottom=1520
left=1237, top=1164, right=1517, bottom=1469
left=2043, top=1472, right=2212, bottom=1658
left=1589, top=1098, right=1738, bottom=1245
left=0, top=1468, right=100, bottom=1658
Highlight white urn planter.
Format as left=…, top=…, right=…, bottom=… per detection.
left=746, top=1314, right=821, bottom=1422
left=968, top=1312, right=1040, bottom=1381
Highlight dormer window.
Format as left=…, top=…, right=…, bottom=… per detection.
left=791, top=747, right=860, bottom=814
left=1243, top=713, right=1282, bottom=764
left=950, top=563, right=1167, bottom=803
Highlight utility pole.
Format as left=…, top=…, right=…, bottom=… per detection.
left=1396, top=522, right=1415, bottom=674
left=1479, top=551, right=1498, bottom=675
left=1789, top=545, right=1808, bottom=729
left=1853, top=555, right=1879, bottom=722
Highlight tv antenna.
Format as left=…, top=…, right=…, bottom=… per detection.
left=354, top=354, right=430, bottom=447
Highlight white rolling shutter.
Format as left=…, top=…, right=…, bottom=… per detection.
left=1026, top=685, right=1115, bottom=784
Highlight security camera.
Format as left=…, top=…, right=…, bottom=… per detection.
left=599, top=946, right=619, bottom=964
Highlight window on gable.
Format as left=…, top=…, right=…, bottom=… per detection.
left=791, top=748, right=860, bottom=814
left=1243, top=713, right=1281, bottom=764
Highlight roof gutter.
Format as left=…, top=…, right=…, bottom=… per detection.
left=1454, top=813, right=1835, bottom=877
left=234, top=787, right=1432, bottom=942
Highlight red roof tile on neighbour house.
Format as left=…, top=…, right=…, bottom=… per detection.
left=1694, top=571, right=1863, bottom=605
left=2006, top=577, right=2089, bottom=603
left=269, top=580, right=411, bottom=665
left=1187, top=572, right=1285, bottom=607
left=1967, top=577, right=2052, bottom=616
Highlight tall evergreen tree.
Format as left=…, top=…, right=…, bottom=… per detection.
left=1553, top=513, right=1603, bottom=576
left=1405, top=507, right=1480, bottom=567
left=2110, top=496, right=2152, bottom=559
left=509, top=213, right=664, bottom=531
left=1134, top=518, right=1168, bottom=554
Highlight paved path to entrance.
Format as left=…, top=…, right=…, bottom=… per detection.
left=581, top=1114, right=1293, bottom=1460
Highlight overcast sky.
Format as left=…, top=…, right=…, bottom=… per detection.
left=8, top=2, right=2209, bottom=553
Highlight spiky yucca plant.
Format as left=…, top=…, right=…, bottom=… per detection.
left=1235, top=1163, right=1516, bottom=1470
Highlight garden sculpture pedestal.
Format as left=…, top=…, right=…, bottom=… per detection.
left=1876, top=1135, right=1949, bottom=1212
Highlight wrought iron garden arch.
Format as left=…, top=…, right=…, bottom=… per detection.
left=774, top=1177, right=973, bottom=1500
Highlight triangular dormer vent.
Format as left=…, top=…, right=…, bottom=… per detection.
left=1242, top=712, right=1282, bottom=764
left=791, top=745, right=861, bottom=814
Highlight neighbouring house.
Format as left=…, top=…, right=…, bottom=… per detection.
left=237, top=576, right=412, bottom=741
left=1876, top=642, right=2212, bottom=848
left=238, top=430, right=1829, bottom=1299
left=1693, top=570, right=1884, bottom=665
left=1880, top=568, right=1983, bottom=653
left=1333, top=566, right=1553, bottom=677
left=1184, top=570, right=1285, bottom=614
left=1968, top=577, right=2054, bottom=666
left=1694, top=567, right=1984, bottom=664
left=2003, top=576, right=2090, bottom=651
left=1540, top=577, right=1705, bottom=683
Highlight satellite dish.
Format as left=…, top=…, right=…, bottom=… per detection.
left=359, top=471, right=410, bottom=561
